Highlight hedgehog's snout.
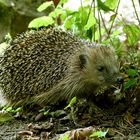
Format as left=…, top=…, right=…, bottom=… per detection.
left=115, top=76, right=123, bottom=84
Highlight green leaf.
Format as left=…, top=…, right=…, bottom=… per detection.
left=84, top=13, right=96, bottom=30
left=124, top=79, right=137, bottom=90
left=37, top=1, right=54, bottom=12
left=90, top=129, right=108, bottom=138
left=97, top=0, right=113, bottom=12
left=59, top=133, right=69, bottom=140
left=49, top=8, right=64, bottom=18
left=0, top=0, right=12, bottom=7
left=127, top=69, right=138, bottom=77
left=105, top=0, right=118, bottom=10
left=5, top=106, right=12, bottom=112
left=44, top=109, right=50, bottom=116
left=64, top=16, right=75, bottom=29
left=28, top=16, right=54, bottom=28
left=0, top=112, right=14, bottom=123
left=50, top=110, right=66, bottom=118
left=65, top=97, right=77, bottom=109
left=109, top=14, right=117, bottom=22
left=123, top=24, right=140, bottom=46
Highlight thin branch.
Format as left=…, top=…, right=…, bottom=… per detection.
left=107, top=0, right=120, bottom=39
left=80, top=0, right=84, bottom=34
left=99, top=10, right=108, bottom=34
left=99, top=10, right=114, bottom=45
left=86, top=0, right=95, bottom=24
left=131, top=0, right=140, bottom=25
left=93, top=0, right=96, bottom=42
left=97, top=9, right=101, bottom=43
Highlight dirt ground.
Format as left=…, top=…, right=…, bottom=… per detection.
left=1, top=90, right=140, bottom=140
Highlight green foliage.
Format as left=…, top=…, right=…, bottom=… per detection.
left=39, top=108, right=66, bottom=118
left=59, top=133, right=69, bottom=140
left=97, top=0, right=113, bottom=12
left=127, top=69, right=138, bottom=78
left=28, top=0, right=139, bottom=94
left=123, top=24, right=140, bottom=46
left=124, top=79, right=137, bottom=90
left=50, top=110, right=66, bottom=118
left=123, top=68, right=139, bottom=90
left=0, top=112, right=14, bottom=123
left=84, top=13, right=96, bottom=30
left=104, top=0, right=118, bottom=10
left=37, top=1, right=54, bottom=12
left=2, top=106, right=22, bottom=113
left=28, top=16, right=54, bottom=28
left=65, top=97, right=77, bottom=109
left=39, top=108, right=50, bottom=116
left=0, top=106, right=22, bottom=123
left=90, top=129, right=108, bottom=138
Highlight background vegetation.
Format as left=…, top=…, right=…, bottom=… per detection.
left=0, top=0, right=140, bottom=139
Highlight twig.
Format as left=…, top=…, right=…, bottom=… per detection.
left=107, top=0, right=120, bottom=39
left=99, top=10, right=108, bottom=34
left=86, top=0, right=95, bottom=24
left=93, top=0, right=96, bottom=42
left=80, top=0, right=84, bottom=34
left=97, top=8, right=101, bottom=43
left=131, top=0, right=140, bottom=25
left=99, top=10, right=114, bottom=45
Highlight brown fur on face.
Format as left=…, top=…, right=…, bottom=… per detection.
left=82, top=46, right=120, bottom=85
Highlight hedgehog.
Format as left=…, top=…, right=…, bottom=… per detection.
left=0, top=27, right=122, bottom=106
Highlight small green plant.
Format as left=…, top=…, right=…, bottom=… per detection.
left=90, top=129, right=109, bottom=139
left=2, top=106, right=22, bottom=113
left=64, top=96, right=77, bottom=109
left=0, top=106, right=22, bottom=123
left=59, top=133, right=69, bottom=140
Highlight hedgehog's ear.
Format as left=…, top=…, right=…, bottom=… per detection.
left=79, top=54, right=88, bottom=69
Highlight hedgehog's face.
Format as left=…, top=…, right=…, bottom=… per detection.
left=79, top=46, right=122, bottom=86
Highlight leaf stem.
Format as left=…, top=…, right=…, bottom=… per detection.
left=131, top=0, right=140, bottom=25
left=107, top=0, right=120, bottom=39
left=97, top=8, right=101, bottom=43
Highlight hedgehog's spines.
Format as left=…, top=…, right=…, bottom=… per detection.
left=0, top=27, right=120, bottom=106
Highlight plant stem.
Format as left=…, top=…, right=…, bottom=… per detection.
left=93, top=0, right=96, bottom=42
left=99, top=10, right=108, bottom=34
left=86, top=0, right=95, bottom=24
left=131, top=0, right=140, bottom=25
left=97, top=9, right=101, bottom=43
left=107, top=0, right=120, bottom=39
left=80, top=0, right=84, bottom=34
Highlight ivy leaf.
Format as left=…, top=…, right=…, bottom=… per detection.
left=28, top=16, right=54, bottom=28
left=84, top=13, right=96, bottom=30
left=37, top=1, right=54, bottom=12
left=97, top=0, right=113, bottom=12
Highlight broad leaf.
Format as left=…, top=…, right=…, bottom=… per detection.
left=28, top=16, right=54, bottom=28
left=37, top=1, right=54, bottom=12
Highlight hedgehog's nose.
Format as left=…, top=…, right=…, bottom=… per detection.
left=115, top=76, right=123, bottom=84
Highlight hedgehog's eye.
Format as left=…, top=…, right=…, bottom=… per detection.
left=79, top=54, right=87, bottom=69
left=97, top=66, right=104, bottom=72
